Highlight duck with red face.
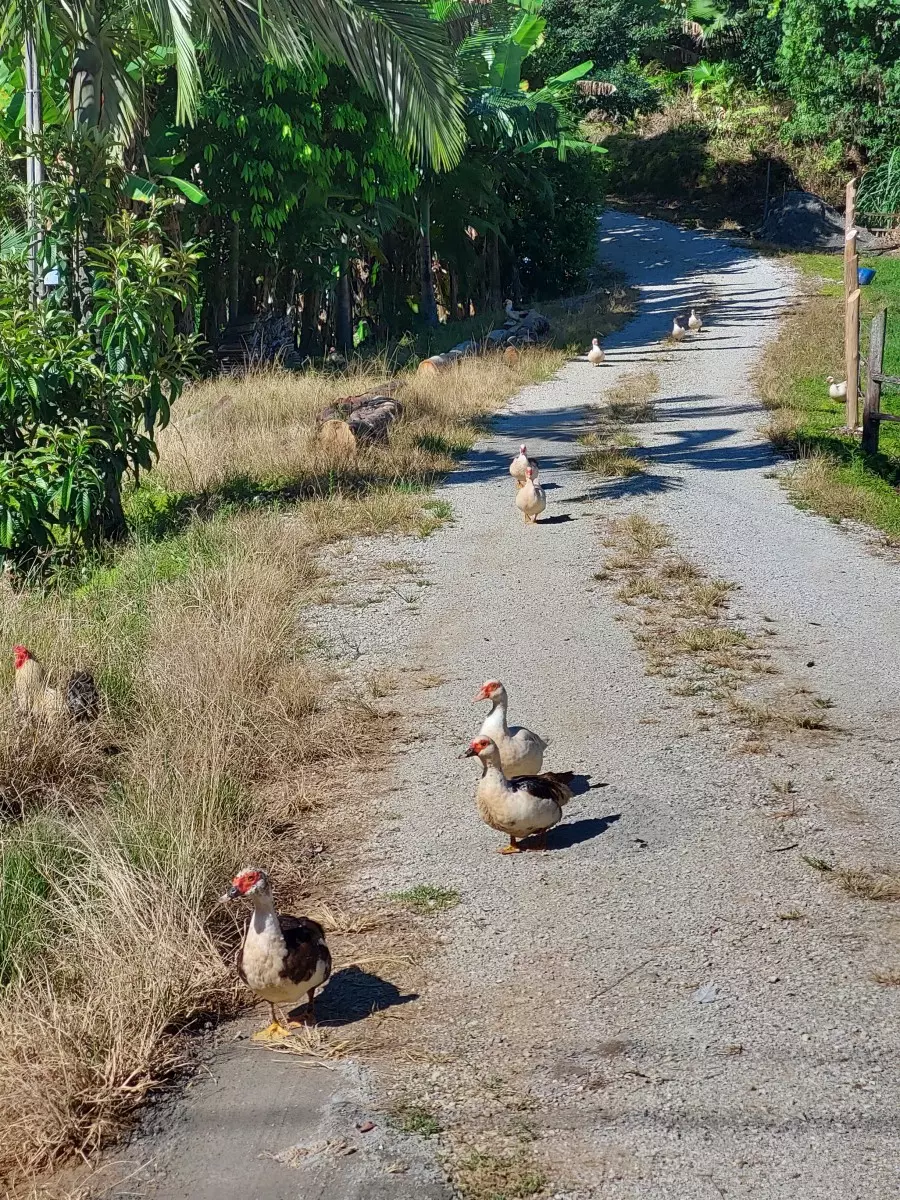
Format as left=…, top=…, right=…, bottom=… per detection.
left=462, top=736, right=575, bottom=855
left=474, top=679, right=547, bottom=777
left=223, top=868, right=331, bottom=1040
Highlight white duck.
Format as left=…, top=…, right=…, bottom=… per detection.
left=224, top=867, right=332, bottom=1039
left=505, top=298, right=528, bottom=321
left=671, top=319, right=687, bottom=342
left=463, top=736, right=574, bottom=853
left=515, top=465, right=546, bottom=523
left=827, top=376, right=848, bottom=399
left=587, top=338, right=605, bottom=365
left=509, top=444, right=539, bottom=488
left=688, top=308, right=703, bottom=332
left=474, top=679, right=547, bottom=777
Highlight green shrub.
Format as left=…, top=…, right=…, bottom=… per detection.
left=0, top=206, right=199, bottom=576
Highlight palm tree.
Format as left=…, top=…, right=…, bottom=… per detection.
left=3, top=0, right=465, bottom=165
left=3, top=0, right=466, bottom=293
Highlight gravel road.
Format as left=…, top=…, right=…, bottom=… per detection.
left=116, top=213, right=900, bottom=1200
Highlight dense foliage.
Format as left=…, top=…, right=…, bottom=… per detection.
left=0, top=0, right=613, bottom=570
left=530, top=0, right=900, bottom=196
left=776, top=0, right=900, bottom=166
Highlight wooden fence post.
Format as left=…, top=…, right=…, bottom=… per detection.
left=844, top=178, right=860, bottom=430
left=862, top=309, right=887, bottom=455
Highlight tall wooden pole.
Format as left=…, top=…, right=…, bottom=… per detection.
left=23, top=30, right=45, bottom=305
left=844, top=178, right=860, bottom=430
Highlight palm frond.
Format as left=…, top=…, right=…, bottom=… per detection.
left=189, top=0, right=464, bottom=169
left=287, top=0, right=465, bottom=170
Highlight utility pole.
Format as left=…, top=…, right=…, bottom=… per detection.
left=23, top=28, right=45, bottom=305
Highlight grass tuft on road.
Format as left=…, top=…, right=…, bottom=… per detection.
left=454, top=1151, right=546, bottom=1200
left=392, top=1104, right=442, bottom=1137
left=391, top=884, right=460, bottom=915
left=596, top=515, right=835, bottom=749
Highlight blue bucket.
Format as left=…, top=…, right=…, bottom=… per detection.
left=859, top=267, right=876, bottom=286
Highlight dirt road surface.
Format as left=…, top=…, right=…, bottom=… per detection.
left=114, top=213, right=900, bottom=1200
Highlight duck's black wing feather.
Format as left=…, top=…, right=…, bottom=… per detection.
left=279, top=914, right=332, bottom=987
left=509, top=771, right=574, bottom=805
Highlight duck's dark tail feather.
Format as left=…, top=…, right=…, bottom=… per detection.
left=540, top=770, right=576, bottom=804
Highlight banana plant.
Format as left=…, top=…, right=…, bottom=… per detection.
left=418, top=0, right=600, bottom=322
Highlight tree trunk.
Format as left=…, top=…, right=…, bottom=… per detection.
left=448, top=267, right=459, bottom=324
left=335, top=260, right=353, bottom=354
left=228, top=217, right=240, bottom=321
left=487, top=230, right=502, bottom=311
left=69, top=42, right=103, bottom=127
left=299, top=289, right=321, bottom=356
left=23, top=30, right=44, bottom=305
left=100, top=472, right=128, bottom=544
left=419, top=190, right=438, bottom=327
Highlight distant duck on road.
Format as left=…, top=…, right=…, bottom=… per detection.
left=587, top=338, right=605, bottom=365
left=509, top=444, right=539, bottom=489
left=515, top=465, right=546, bottom=523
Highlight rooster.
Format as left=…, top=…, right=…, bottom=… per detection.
left=13, top=645, right=101, bottom=724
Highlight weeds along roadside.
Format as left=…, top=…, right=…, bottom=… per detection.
left=0, top=286, right=635, bottom=1185
left=754, top=254, right=900, bottom=543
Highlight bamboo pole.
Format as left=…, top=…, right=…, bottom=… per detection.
left=844, top=178, right=860, bottom=430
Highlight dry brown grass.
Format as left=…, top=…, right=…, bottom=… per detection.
left=836, top=866, right=900, bottom=902
left=602, top=514, right=672, bottom=564
left=268, top=1025, right=366, bottom=1061
left=783, top=451, right=885, bottom=528
left=605, top=369, right=660, bottom=423
left=753, top=292, right=843, bottom=413
left=576, top=369, right=659, bottom=480
left=727, top=695, right=831, bottom=732
left=577, top=439, right=645, bottom=478
left=670, top=626, right=747, bottom=654
left=156, top=353, right=563, bottom=501
left=678, top=579, right=735, bottom=618
left=872, top=968, right=900, bottom=985
left=616, top=575, right=669, bottom=604
left=594, top=514, right=838, bottom=748
left=0, top=514, right=397, bottom=1180
left=452, top=1150, right=547, bottom=1200
left=764, top=408, right=804, bottom=455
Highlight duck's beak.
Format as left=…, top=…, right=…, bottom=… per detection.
left=460, top=746, right=477, bottom=758
left=222, top=885, right=241, bottom=902
left=472, top=685, right=490, bottom=702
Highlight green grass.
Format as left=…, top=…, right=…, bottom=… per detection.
left=392, top=1105, right=442, bottom=1137
left=390, top=883, right=460, bottom=915
left=455, top=1151, right=547, bottom=1200
left=757, top=253, right=900, bottom=540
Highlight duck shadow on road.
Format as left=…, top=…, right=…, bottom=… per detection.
left=315, top=965, right=418, bottom=1026
left=537, top=513, right=574, bottom=525
left=547, top=812, right=621, bottom=851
